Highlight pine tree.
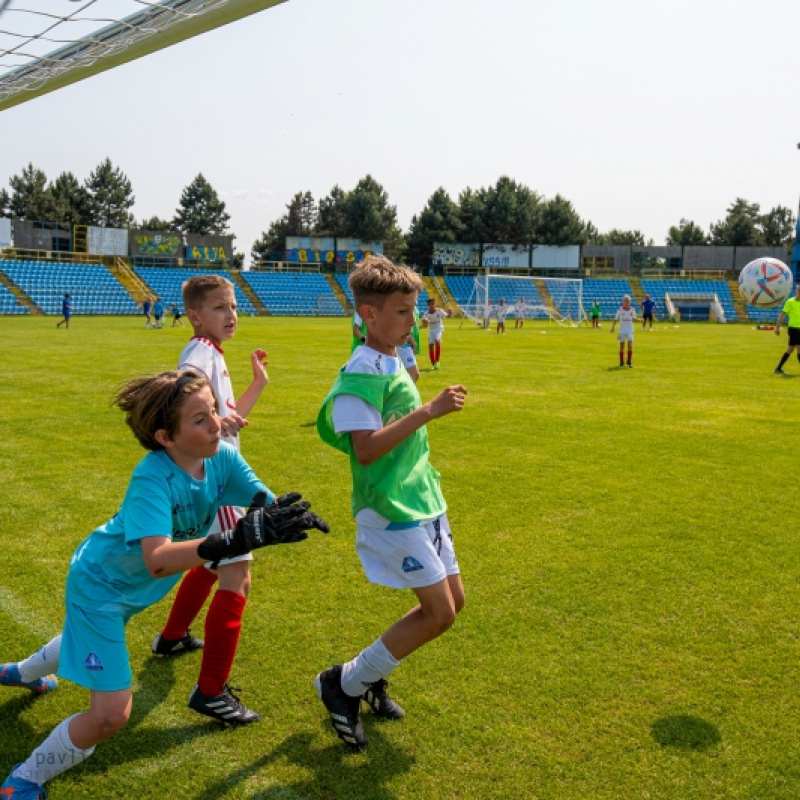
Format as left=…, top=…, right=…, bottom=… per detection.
left=173, top=173, right=230, bottom=235
left=85, top=158, right=135, bottom=227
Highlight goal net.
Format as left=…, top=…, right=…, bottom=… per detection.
left=0, top=0, right=286, bottom=113
left=460, top=273, right=586, bottom=327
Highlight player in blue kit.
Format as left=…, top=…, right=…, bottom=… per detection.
left=0, top=370, right=327, bottom=799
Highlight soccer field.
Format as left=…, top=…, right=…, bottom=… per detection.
left=1, top=316, right=799, bottom=800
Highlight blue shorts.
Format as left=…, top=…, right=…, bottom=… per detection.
left=58, top=600, right=134, bottom=691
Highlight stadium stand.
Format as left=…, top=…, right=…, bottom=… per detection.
left=744, top=305, right=782, bottom=323
left=639, top=279, right=738, bottom=322
left=0, top=281, right=29, bottom=314
left=0, top=258, right=139, bottom=314
left=134, top=267, right=257, bottom=316
left=445, top=275, right=545, bottom=311
left=244, top=271, right=345, bottom=316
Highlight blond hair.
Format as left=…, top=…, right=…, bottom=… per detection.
left=113, top=371, right=215, bottom=451
left=348, top=255, right=423, bottom=311
left=182, top=274, right=234, bottom=310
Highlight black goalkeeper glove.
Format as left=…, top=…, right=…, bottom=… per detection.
left=197, top=493, right=329, bottom=562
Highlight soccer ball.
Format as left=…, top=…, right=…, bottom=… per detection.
left=738, top=258, right=793, bottom=308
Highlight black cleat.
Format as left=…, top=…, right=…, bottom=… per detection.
left=188, top=683, right=261, bottom=726
left=362, top=678, right=405, bottom=720
left=775, top=368, right=786, bottom=376
left=314, top=664, right=366, bottom=749
left=151, top=630, right=204, bottom=656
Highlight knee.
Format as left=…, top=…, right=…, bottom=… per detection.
left=425, top=602, right=457, bottom=636
left=217, top=560, right=251, bottom=594
left=89, top=707, right=130, bottom=741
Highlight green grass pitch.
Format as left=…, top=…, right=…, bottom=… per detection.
left=1, top=315, right=800, bottom=799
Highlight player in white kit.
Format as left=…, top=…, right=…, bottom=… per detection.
left=421, top=296, right=452, bottom=370
left=610, top=295, right=639, bottom=367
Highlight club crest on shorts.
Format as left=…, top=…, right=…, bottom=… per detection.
left=84, top=652, right=103, bottom=671
left=401, top=556, right=424, bottom=573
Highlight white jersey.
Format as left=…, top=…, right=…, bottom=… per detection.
left=423, top=308, right=448, bottom=340
left=179, top=337, right=240, bottom=451
left=516, top=301, right=525, bottom=317
left=496, top=304, right=508, bottom=322
left=615, top=306, right=636, bottom=339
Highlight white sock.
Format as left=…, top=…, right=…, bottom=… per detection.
left=18, top=635, right=62, bottom=683
left=14, top=715, right=94, bottom=786
left=340, top=637, right=401, bottom=697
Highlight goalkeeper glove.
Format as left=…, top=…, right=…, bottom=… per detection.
left=197, top=494, right=329, bottom=562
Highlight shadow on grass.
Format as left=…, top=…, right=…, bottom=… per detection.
left=192, top=729, right=414, bottom=800
left=651, top=714, right=721, bottom=751
left=0, top=692, right=56, bottom=774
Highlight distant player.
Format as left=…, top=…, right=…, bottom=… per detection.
left=610, top=295, right=639, bottom=367
left=483, top=298, right=493, bottom=329
left=495, top=298, right=508, bottom=334
left=590, top=298, right=601, bottom=328
left=641, top=294, right=655, bottom=330
left=142, top=297, right=152, bottom=328
left=152, top=297, right=164, bottom=329
left=421, top=296, right=452, bottom=369
left=515, top=297, right=525, bottom=329
left=56, top=293, right=71, bottom=329
left=774, top=283, right=800, bottom=375
left=171, top=303, right=184, bottom=327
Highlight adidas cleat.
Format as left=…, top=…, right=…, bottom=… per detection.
left=151, top=630, right=204, bottom=656
left=0, top=765, right=47, bottom=799
left=314, top=664, right=366, bottom=750
left=0, top=663, right=57, bottom=695
left=362, top=678, right=404, bottom=720
left=188, top=683, right=261, bottom=726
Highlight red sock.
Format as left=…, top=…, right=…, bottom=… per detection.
left=434, top=342, right=441, bottom=363
left=619, top=349, right=624, bottom=363
left=429, top=344, right=435, bottom=365
left=628, top=349, right=633, bottom=364
left=198, top=589, right=246, bottom=697
left=161, top=565, right=218, bottom=640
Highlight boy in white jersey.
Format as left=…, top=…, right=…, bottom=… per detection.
left=315, top=255, right=467, bottom=750
left=495, top=298, right=508, bottom=334
left=420, top=296, right=452, bottom=369
left=0, top=371, right=327, bottom=799
left=150, top=274, right=271, bottom=725
left=515, top=297, right=525, bottom=329
left=610, top=294, right=640, bottom=367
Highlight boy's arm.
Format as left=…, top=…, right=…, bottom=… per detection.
left=776, top=311, right=786, bottom=333
left=350, top=385, right=467, bottom=466
left=142, top=536, right=207, bottom=578
left=235, top=349, right=269, bottom=418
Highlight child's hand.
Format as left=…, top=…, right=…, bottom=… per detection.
left=220, top=413, right=248, bottom=438
left=430, top=385, right=467, bottom=418
left=251, top=349, right=269, bottom=386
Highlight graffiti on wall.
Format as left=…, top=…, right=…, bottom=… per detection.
left=432, top=244, right=479, bottom=267
left=135, top=235, right=182, bottom=256
left=186, top=245, right=228, bottom=261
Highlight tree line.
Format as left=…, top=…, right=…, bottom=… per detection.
left=2, top=161, right=796, bottom=267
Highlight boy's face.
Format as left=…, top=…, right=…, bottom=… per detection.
left=187, top=286, right=237, bottom=345
left=363, top=291, right=418, bottom=355
left=622, top=298, right=631, bottom=308
left=159, top=385, right=222, bottom=471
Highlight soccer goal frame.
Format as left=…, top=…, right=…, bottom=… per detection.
left=460, top=273, right=586, bottom=327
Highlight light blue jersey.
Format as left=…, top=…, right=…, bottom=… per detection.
left=66, top=442, right=268, bottom=616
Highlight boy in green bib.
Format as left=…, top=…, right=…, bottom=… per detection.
left=315, top=255, right=468, bottom=750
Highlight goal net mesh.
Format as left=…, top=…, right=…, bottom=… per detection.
left=460, top=274, right=586, bottom=327
left=0, top=0, right=283, bottom=111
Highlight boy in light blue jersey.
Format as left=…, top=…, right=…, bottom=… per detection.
left=315, top=255, right=467, bottom=750
left=0, top=371, right=327, bottom=799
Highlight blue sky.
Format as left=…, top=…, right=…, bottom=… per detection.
left=1, top=0, right=799, bottom=262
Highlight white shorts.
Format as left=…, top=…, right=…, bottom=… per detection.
left=398, top=343, right=417, bottom=368
left=427, top=328, right=444, bottom=345
left=617, top=329, right=634, bottom=343
left=356, top=514, right=459, bottom=589
left=205, top=505, right=253, bottom=567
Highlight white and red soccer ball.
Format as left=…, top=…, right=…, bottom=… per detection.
left=738, top=258, right=793, bottom=308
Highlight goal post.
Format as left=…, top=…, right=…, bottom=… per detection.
left=459, top=273, right=586, bottom=327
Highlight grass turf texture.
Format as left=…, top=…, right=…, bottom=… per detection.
left=1, top=316, right=800, bottom=799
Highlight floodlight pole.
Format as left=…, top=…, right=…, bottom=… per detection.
left=793, top=142, right=800, bottom=281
